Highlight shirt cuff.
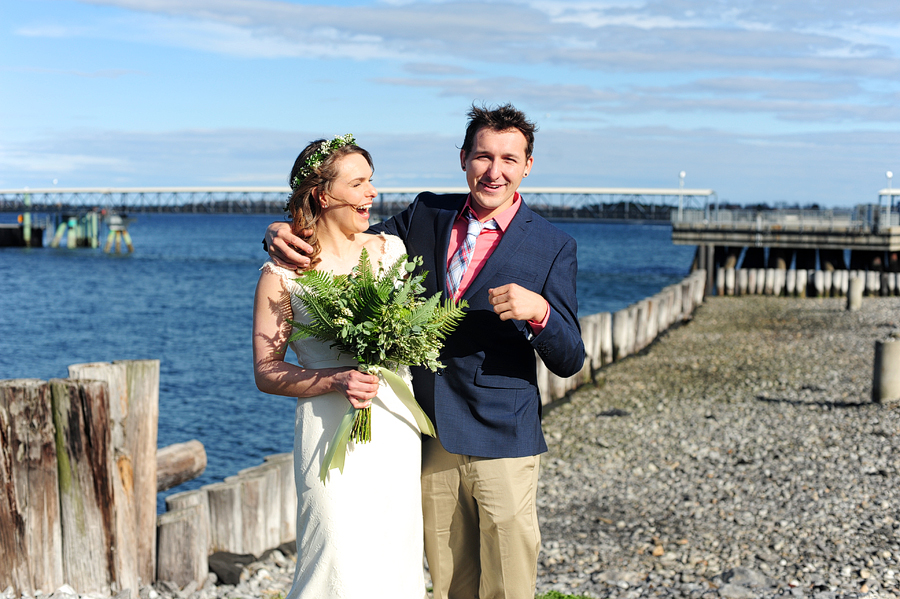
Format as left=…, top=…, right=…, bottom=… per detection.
left=527, top=301, right=551, bottom=336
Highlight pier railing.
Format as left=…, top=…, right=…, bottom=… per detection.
left=0, top=186, right=718, bottom=220
left=675, top=206, right=899, bottom=231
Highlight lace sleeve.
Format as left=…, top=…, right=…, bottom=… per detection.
left=380, top=234, right=408, bottom=262
left=260, top=261, right=304, bottom=295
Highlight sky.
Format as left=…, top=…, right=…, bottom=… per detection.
left=2, top=0, right=899, bottom=208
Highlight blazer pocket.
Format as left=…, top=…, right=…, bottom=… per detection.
left=474, top=366, right=531, bottom=389
left=495, top=267, right=539, bottom=284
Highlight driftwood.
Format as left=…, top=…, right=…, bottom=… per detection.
left=50, top=378, right=117, bottom=594
left=157, top=440, right=207, bottom=492
left=0, top=379, right=64, bottom=596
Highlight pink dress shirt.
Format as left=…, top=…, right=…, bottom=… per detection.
left=446, top=193, right=550, bottom=334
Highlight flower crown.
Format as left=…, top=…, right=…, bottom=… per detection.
left=291, top=133, right=356, bottom=190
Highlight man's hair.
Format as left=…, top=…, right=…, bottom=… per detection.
left=461, top=103, right=537, bottom=159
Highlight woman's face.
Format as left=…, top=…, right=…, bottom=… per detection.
left=319, top=152, right=377, bottom=234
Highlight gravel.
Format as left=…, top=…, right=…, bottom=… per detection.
left=536, top=295, right=900, bottom=598
left=12, top=295, right=899, bottom=599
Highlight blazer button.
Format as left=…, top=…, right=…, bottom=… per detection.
left=437, top=370, right=444, bottom=376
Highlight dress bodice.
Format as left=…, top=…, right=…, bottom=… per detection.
left=261, top=233, right=409, bottom=369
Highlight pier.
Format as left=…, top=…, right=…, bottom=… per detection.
left=672, top=190, right=900, bottom=293
left=0, top=186, right=717, bottom=221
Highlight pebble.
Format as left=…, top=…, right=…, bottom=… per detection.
left=11, top=295, right=900, bottom=599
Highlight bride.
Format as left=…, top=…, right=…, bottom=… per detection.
left=252, top=136, right=426, bottom=598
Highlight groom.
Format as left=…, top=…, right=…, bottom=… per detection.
left=266, top=104, right=584, bottom=599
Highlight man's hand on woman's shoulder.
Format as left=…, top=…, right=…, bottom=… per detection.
left=265, top=221, right=313, bottom=270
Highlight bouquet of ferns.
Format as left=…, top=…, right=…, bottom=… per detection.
left=288, top=249, right=467, bottom=481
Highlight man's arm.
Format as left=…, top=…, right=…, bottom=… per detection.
left=525, top=237, right=585, bottom=378
left=264, top=197, right=421, bottom=267
left=264, top=222, right=314, bottom=270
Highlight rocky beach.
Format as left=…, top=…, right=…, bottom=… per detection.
left=12, top=294, right=899, bottom=599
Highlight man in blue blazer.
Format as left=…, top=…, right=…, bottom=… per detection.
left=266, top=104, right=584, bottom=599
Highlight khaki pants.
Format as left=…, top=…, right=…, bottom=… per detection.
left=421, top=437, right=541, bottom=599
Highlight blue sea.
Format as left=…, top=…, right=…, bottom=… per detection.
left=0, top=213, right=694, bottom=511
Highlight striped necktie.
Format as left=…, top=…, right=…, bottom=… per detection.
left=446, top=210, right=498, bottom=299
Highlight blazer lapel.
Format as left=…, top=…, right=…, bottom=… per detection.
left=433, top=200, right=461, bottom=296
left=463, top=201, right=533, bottom=301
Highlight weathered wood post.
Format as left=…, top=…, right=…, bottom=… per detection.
left=579, top=313, right=600, bottom=376
left=797, top=268, right=808, bottom=297
left=823, top=270, right=833, bottom=297
left=813, top=270, right=824, bottom=297
left=848, top=277, right=864, bottom=311
left=612, top=307, right=631, bottom=361
left=681, top=278, right=694, bottom=318
left=157, top=489, right=210, bottom=587
left=692, top=270, right=706, bottom=307
left=50, top=378, right=117, bottom=594
left=724, top=268, right=735, bottom=296
left=866, top=270, right=880, bottom=296
left=752, top=268, right=763, bottom=294
left=68, top=362, right=138, bottom=596
left=115, top=359, right=160, bottom=584
left=0, top=379, right=64, bottom=597
left=237, top=463, right=282, bottom=553
left=773, top=268, right=785, bottom=297
left=671, top=282, right=683, bottom=322
left=736, top=268, right=748, bottom=296
left=746, top=269, right=757, bottom=295
left=224, top=468, right=276, bottom=557
left=873, top=339, right=900, bottom=403
left=764, top=268, right=775, bottom=295
left=599, top=312, right=613, bottom=366
left=645, top=297, right=659, bottom=348
left=263, top=453, right=297, bottom=545
left=839, top=269, right=850, bottom=296
left=205, top=480, right=244, bottom=554
left=785, top=269, right=796, bottom=296
left=156, top=504, right=208, bottom=588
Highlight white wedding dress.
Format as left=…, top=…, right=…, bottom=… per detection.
left=261, top=234, right=426, bottom=599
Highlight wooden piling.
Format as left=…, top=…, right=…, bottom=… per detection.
left=115, top=359, right=160, bottom=584
left=737, top=268, right=749, bottom=296
left=755, top=268, right=766, bottom=295
left=848, top=277, right=864, bottom=310
left=156, top=504, right=208, bottom=589
left=599, top=312, right=613, bottom=366
left=164, top=488, right=210, bottom=554
left=236, top=463, right=282, bottom=553
left=0, top=379, right=64, bottom=597
left=785, top=269, right=796, bottom=296
left=205, top=480, right=244, bottom=554
left=263, top=453, right=297, bottom=545
left=50, top=378, right=117, bottom=594
left=873, top=340, right=900, bottom=403
left=67, top=362, right=138, bottom=596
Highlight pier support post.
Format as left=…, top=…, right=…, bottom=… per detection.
left=873, top=339, right=900, bottom=404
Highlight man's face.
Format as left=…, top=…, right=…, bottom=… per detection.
left=460, top=127, right=533, bottom=221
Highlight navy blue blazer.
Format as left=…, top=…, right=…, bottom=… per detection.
left=371, top=192, right=585, bottom=458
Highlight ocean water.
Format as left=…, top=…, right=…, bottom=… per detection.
left=0, top=213, right=694, bottom=510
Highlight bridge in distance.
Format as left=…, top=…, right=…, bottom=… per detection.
left=0, top=186, right=717, bottom=222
